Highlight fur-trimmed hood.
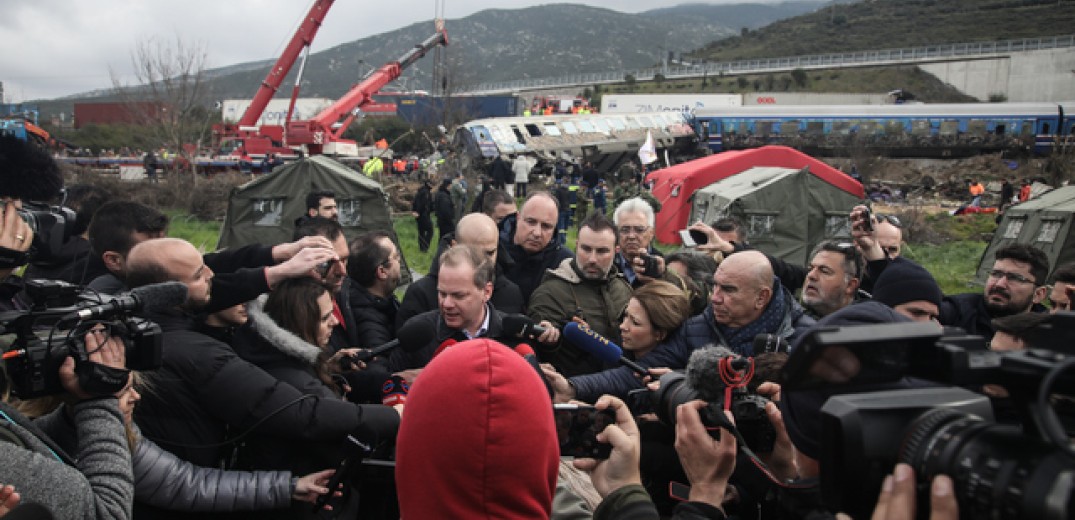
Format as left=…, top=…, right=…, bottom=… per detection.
left=243, top=294, right=321, bottom=366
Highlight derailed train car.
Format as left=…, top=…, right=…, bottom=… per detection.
left=452, top=111, right=700, bottom=174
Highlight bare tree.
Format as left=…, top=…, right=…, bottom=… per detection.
left=112, top=34, right=215, bottom=177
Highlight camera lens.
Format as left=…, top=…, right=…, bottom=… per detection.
left=652, top=371, right=698, bottom=426
left=900, top=408, right=1074, bottom=519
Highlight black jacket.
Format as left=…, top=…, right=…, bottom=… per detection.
left=434, top=188, right=454, bottom=222
left=412, top=184, right=432, bottom=218
left=388, top=304, right=516, bottom=371
left=503, top=239, right=574, bottom=307
left=347, top=281, right=399, bottom=349
left=133, top=307, right=400, bottom=470
left=229, top=297, right=350, bottom=474
left=940, top=292, right=1048, bottom=341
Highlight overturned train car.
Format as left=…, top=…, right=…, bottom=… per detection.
left=453, top=111, right=700, bottom=174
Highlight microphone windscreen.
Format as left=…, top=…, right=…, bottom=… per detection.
left=501, top=314, right=533, bottom=338
left=397, top=319, right=436, bottom=352
left=132, top=281, right=189, bottom=311
left=513, top=343, right=535, bottom=357
left=686, top=346, right=736, bottom=403
left=563, top=322, right=622, bottom=364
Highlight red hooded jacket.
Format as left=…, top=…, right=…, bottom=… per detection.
left=396, top=338, right=560, bottom=518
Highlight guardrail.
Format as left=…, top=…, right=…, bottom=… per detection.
left=458, top=34, right=1075, bottom=95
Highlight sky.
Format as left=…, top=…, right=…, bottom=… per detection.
left=0, top=0, right=768, bottom=103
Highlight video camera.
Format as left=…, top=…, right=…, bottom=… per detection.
left=0, top=279, right=166, bottom=398
left=780, top=316, right=1075, bottom=519
left=651, top=346, right=777, bottom=454
left=0, top=200, right=76, bottom=264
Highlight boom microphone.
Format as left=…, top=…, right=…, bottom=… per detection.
left=686, top=346, right=741, bottom=402
left=562, top=322, right=649, bottom=376
left=71, top=281, right=189, bottom=321
left=501, top=314, right=547, bottom=340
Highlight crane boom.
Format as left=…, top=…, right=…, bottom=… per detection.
left=287, top=23, right=448, bottom=154
left=239, top=0, right=335, bottom=127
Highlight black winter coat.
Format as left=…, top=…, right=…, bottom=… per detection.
left=388, top=304, right=516, bottom=371
left=347, top=282, right=399, bottom=349
left=503, top=239, right=574, bottom=307
left=434, top=188, right=454, bottom=222
left=412, top=184, right=433, bottom=218
left=133, top=308, right=400, bottom=470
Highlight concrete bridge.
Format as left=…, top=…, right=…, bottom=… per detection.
left=458, top=35, right=1075, bottom=103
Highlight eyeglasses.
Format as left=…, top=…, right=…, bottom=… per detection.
left=987, top=269, right=1036, bottom=285
left=618, top=225, right=650, bottom=236
left=875, top=214, right=902, bottom=228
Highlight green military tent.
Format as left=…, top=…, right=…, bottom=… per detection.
left=688, top=165, right=863, bottom=267
left=975, top=185, right=1075, bottom=284
left=217, top=155, right=411, bottom=283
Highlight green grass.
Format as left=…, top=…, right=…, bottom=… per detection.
left=903, top=240, right=987, bottom=295
left=166, top=210, right=222, bottom=252
left=166, top=211, right=986, bottom=295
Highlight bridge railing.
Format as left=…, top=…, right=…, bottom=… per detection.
left=457, top=34, right=1075, bottom=95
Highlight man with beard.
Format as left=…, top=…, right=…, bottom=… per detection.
left=799, top=241, right=863, bottom=318
left=347, top=231, right=404, bottom=349
left=528, top=212, right=633, bottom=376
left=940, top=243, right=1050, bottom=339
left=125, top=238, right=400, bottom=518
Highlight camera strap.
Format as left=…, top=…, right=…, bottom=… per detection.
left=0, top=246, right=28, bottom=270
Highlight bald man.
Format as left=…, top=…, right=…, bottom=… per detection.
left=397, top=213, right=524, bottom=328
left=123, top=237, right=401, bottom=487
left=553, top=250, right=816, bottom=403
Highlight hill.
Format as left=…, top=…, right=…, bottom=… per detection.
left=691, top=0, right=1075, bottom=62
left=35, top=2, right=825, bottom=117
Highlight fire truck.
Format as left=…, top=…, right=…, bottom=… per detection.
left=212, top=0, right=448, bottom=159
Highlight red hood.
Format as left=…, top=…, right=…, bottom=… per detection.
left=396, top=338, right=559, bottom=519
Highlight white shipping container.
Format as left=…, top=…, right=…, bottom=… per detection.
left=600, top=94, right=742, bottom=114
left=221, top=98, right=336, bottom=125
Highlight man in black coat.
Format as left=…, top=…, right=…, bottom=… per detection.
left=412, top=180, right=434, bottom=252
left=125, top=237, right=401, bottom=518
left=397, top=213, right=523, bottom=328
left=435, top=178, right=455, bottom=242
left=503, top=192, right=574, bottom=307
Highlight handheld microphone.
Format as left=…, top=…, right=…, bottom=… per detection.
left=562, top=322, right=649, bottom=376
left=70, top=281, right=189, bottom=321
left=351, top=319, right=435, bottom=363
left=513, top=342, right=554, bottom=399
left=501, top=314, right=547, bottom=339
left=752, top=333, right=789, bottom=354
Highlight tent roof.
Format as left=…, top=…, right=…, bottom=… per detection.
left=647, top=145, right=864, bottom=199
left=693, top=166, right=801, bottom=201
left=234, top=154, right=384, bottom=194
left=1006, top=186, right=1075, bottom=212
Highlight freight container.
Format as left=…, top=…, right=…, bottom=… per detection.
left=743, top=92, right=892, bottom=105
left=221, top=98, right=335, bottom=126
left=396, top=95, right=519, bottom=126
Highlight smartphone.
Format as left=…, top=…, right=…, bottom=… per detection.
left=679, top=229, right=697, bottom=247
left=554, top=404, right=614, bottom=459
left=860, top=206, right=874, bottom=232
left=316, top=261, right=333, bottom=279
left=640, top=254, right=662, bottom=278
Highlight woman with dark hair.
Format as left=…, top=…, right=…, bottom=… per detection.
left=231, top=277, right=384, bottom=518
left=619, top=280, right=692, bottom=359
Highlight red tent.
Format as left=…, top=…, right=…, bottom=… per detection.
left=645, top=146, right=865, bottom=244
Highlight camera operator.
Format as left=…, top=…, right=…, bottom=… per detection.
left=0, top=328, right=134, bottom=519
left=577, top=394, right=736, bottom=519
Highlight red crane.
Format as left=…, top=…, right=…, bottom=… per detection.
left=213, top=0, right=335, bottom=154
left=213, top=2, right=448, bottom=160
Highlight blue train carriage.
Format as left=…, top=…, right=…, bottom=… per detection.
left=691, top=102, right=1074, bottom=158
left=453, top=111, right=700, bottom=174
